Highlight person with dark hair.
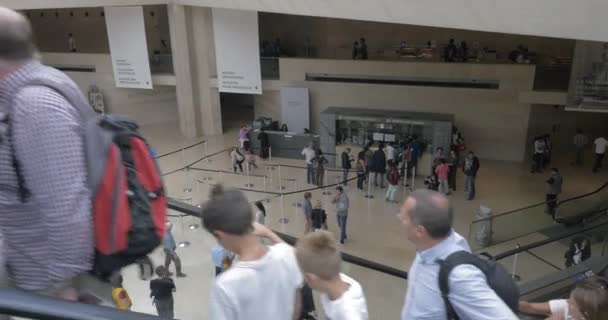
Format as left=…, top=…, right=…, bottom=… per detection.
left=463, top=151, right=480, bottom=200
left=312, top=149, right=328, bottom=187
left=435, top=158, right=450, bottom=195
left=593, top=135, right=608, bottom=173
left=231, top=147, right=245, bottom=173
left=341, top=147, right=353, bottom=186
left=332, top=186, right=349, bottom=244
left=352, top=41, right=360, bottom=59
left=572, top=128, right=588, bottom=166
left=364, top=143, right=374, bottom=181
left=202, top=185, right=303, bottom=320
left=444, top=38, right=457, bottom=62
left=447, top=149, right=459, bottom=191
left=303, top=192, right=313, bottom=234
left=150, top=266, right=176, bottom=319
left=356, top=149, right=367, bottom=191
left=372, top=143, right=387, bottom=188
left=545, top=168, right=562, bottom=217
left=302, top=142, right=316, bottom=185
left=459, top=41, right=468, bottom=62
left=399, top=190, right=517, bottom=320
left=519, top=276, right=608, bottom=320
left=254, top=201, right=266, bottom=225
left=532, top=136, right=546, bottom=173
left=311, top=200, right=328, bottom=231
left=385, top=162, right=400, bottom=202
left=359, top=38, right=368, bottom=59
left=258, top=128, right=270, bottom=159
left=163, top=223, right=186, bottom=278
left=68, top=33, right=77, bottom=52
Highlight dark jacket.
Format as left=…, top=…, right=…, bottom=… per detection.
left=463, top=156, right=480, bottom=176
left=341, top=152, right=352, bottom=170
left=372, top=150, right=387, bottom=173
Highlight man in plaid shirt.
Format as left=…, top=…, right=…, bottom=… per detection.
left=0, top=7, right=93, bottom=298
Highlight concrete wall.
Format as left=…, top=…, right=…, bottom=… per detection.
left=259, top=13, right=574, bottom=62
left=27, top=6, right=171, bottom=55
left=41, top=53, right=178, bottom=126
left=255, top=58, right=536, bottom=162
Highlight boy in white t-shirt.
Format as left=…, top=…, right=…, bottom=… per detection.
left=295, top=231, right=368, bottom=320
left=201, top=185, right=303, bottom=320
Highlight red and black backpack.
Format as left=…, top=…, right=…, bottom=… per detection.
left=8, top=79, right=167, bottom=280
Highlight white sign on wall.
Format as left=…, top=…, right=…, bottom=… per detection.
left=104, top=6, right=153, bottom=89
left=212, top=8, right=262, bottom=94
left=280, top=87, right=310, bottom=134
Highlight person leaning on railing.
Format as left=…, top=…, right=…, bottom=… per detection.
left=519, top=276, right=608, bottom=320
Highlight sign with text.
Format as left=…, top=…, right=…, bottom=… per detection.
left=212, top=8, right=262, bottom=94
left=280, top=87, right=310, bottom=134
left=105, top=6, right=153, bottom=89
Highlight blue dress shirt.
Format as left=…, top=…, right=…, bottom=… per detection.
left=401, top=231, right=518, bottom=320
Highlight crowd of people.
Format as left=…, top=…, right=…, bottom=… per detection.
left=1, top=7, right=608, bottom=320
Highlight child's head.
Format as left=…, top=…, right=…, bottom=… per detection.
left=314, top=200, right=322, bottom=209
left=155, top=266, right=167, bottom=278
left=295, top=231, right=342, bottom=291
left=202, top=185, right=254, bottom=251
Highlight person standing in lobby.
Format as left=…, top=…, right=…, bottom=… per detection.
left=463, top=151, right=480, bottom=200
left=372, top=143, right=387, bottom=188
left=447, top=149, right=459, bottom=191
left=532, top=136, right=546, bottom=173
left=435, top=159, right=450, bottom=195
left=545, top=168, right=563, bottom=217
left=302, top=142, right=316, bottom=185
left=398, top=190, right=518, bottom=320
left=312, top=149, right=328, bottom=187
left=356, top=150, right=367, bottom=191
left=257, top=128, right=270, bottom=159
left=302, top=192, right=313, bottom=234
left=592, top=135, right=608, bottom=173
left=341, top=147, right=353, bottom=186
left=572, top=129, right=588, bottom=166
left=332, top=187, right=349, bottom=244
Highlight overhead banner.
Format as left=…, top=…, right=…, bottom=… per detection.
left=104, top=6, right=153, bottom=89
left=280, top=87, right=310, bottom=134
left=212, top=8, right=262, bottom=94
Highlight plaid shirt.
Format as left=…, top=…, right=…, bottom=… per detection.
left=0, top=61, right=93, bottom=290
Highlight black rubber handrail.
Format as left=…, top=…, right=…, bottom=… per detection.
left=470, top=180, right=608, bottom=224
left=0, top=288, right=160, bottom=320
left=492, top=218, right=608, bottom=261
left=154, top=139, right=206, bottom=159
left=166, top=198, right=408, bottom=280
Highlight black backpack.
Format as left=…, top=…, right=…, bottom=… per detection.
left=438, top=251, right=519, bottom=319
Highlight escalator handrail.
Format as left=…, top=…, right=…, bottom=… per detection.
left=167, top=198, right=409, bottom=280
left=492, top=218, right=608, bottom=261
left=0, top=288, right=160, bottom=320
left=470, top=180, right=608, bottom=224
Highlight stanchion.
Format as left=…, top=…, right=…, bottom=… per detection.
left=269, top=147, right=275, bottom=170
left=218, top=170, right=223, bottom=184
left=364, top=172, right=374, bottom=199
left=322, top=169, right=331, bottom=195
left=181, top=149, right=192, bottom=193
left=278, top=164, right=285, bottom=190
left=279, top=194, right=289, bottom=224
left=196, top=180, right=204, bottom=208
left=511, top=244, right=521, bottom=281
left=204, top=141, right=211, bottom=163
left=263, top=175, right=267, bottom=191
left=245, top=163, right=254, bottom=188
left=177, top=214, right=190, bottom=248
left=291, top=180, right=301, bottom=207
left=410, top=166, right=416, bottom=191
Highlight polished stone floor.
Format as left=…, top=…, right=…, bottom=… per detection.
left=121, top=116, right=608, bottom=319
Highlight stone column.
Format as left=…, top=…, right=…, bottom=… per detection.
left=188, top=6, right=223, bottom=136
left=167, top=4, right=197, bottom=138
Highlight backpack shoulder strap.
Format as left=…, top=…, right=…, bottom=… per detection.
left=437, top=251, right=488, bottom=320
left=7, top=78, right=95, bottom=202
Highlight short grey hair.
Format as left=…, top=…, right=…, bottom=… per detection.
left=0, top=7, right=37, bottom=63
left=202, top=184, right=253, bottom=235
left=408, top=190, right=453, bottom=239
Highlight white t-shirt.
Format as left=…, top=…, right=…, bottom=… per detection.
left=320, top=274, right=368, bottom=320
left=549, top=299, right=570, bottom=319
left=302, top=148, right=316, bottom=164
left=534, top=140, right=546, bottom=154
left=209, top=243, right=303, bottom=320
left=594, top=137, right=608, bottom=154
left=385, top=145, right=395, bottom=161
